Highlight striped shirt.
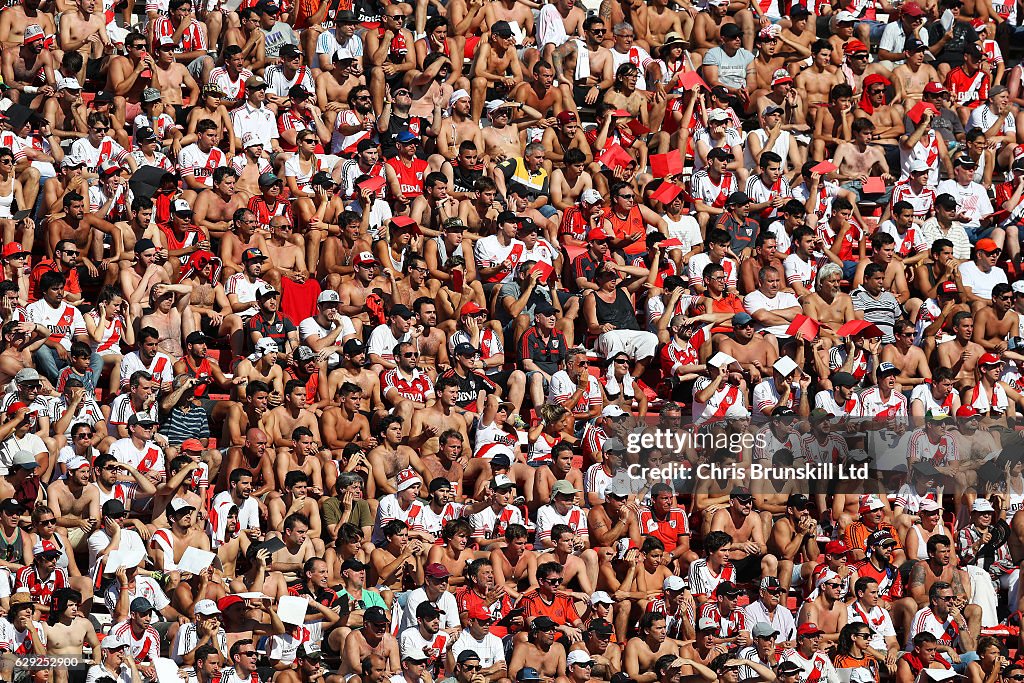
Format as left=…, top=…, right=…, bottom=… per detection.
left=850, top=287, right=902, bottom=344
left=160, top=403, right=210, bottom=447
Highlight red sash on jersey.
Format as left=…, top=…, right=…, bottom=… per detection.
left=485, top=243, right=525, bottom=283
left=152, top=356, right=168, bottom=379
left=493, top=507, right=514, bottom=538
left=407, top=503, right=422, bottom=524
left=714, top=173, right=734, bottom=208
left=139, top=446, right=161, bottom=473
left=568, top=509, right=581, bottom=530
left=808, top=657, right=826, bottom=682
left=135, top=628, right=152, bottom=661
left=708, top=384, right=741, bottom=421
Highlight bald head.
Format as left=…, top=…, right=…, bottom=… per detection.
left=245, top=428, right=267, bottom=448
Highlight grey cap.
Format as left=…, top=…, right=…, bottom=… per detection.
left=141, top=87, right=162, bottom=104
left=751, top=623, right=780, bottom=638
left=14, top=368, right=40, bottom=384
left=603, top=437, right=626, bottom=454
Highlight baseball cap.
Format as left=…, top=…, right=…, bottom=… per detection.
left=390, top=304, right=415, bottom=319
left=467, top=604, right=492, bottom=622
left=877, top=362, right=900, bottom=376
left=919, top=499, right=942, bottom=513
left=531, top=616, right=558, bottom=631
left=602, top=404, right=628, bottom=419
left=956, top=406, right=980, bottom=418
left=169, top=497, right=196, bottom=515
left=696, top=616, right=718, bottom=631
left=902, top=1, right=925, bottom=16
left=778, top=662, right=802, bottom=676
left=844, top=39, right=869, bottom=54
left=458, top=651, right=482, bottom=665
left=101, top=631, right=130, bottom=650
left=591, top=590, right=615, bottom=604
left=980, top=352, right=1003, bottom=366
left=790, top=3, right=810, bottom=15
left=395, top=467, right=422, bottom=492
left=587, top=619, right=615, bottom=637
left=245, top=75, right=267, bottom=89
left=708, top=107, right=732, bottom=122
left=567, top=651, right=595, bottom=668
left=171, top=198, right=193, bottom=217
left=904, top=38, right=928, bottom=52
left=454, top=342, right=479, bottom=357
left=752, top=623, right=780, bottom=638
left=396, top=130, right=420, bottom=144
left=831, top=371, right=858, bottom=388
left=416, top=601, right=443, bottom=620
left=835, top=10, right=857, bottom=22
left=491, top=474, right=515, bottom=490
left=973, top=498, right=996, bottom=512
left=353, top=251, right=377, bottom=266
left=726, top=191, right=750, bottom=207
left=866, top=529, right=897, bottom=547
left=460, top=301, right=485, bottom=317
left=716, top=580, right=741, bottom=597
left=859, top=495, right=885, bottom=513
left=550, top=480, right=579, bottom=497
left=242, top=247, right=267, bottom=262
left=517, top=669, right=543, bottom=682
left=317, top=289, right=340, bottom=305
left=732, top=312, right=754, bottom=327
left=924, top=82, right=947, bottom=95
left=56, top=76, right=82, bottom=92
left=720, top=23, right=743, bottom=39
left=663, top=576, right=686, bottom=592
left=341, top=558, right=367, bottom=572
left=909, top=159, right=931, bottom=173
left=258, top=172, right=282, bottom=188
left=194, top=599, right=221, bottom=616
left=491, top=20, right=514, bottom=37
left=786, top=493, right=811, bottom=510
left=364, top=606, right=389, bottom=624
left=426, top=564, right=455, bottom=581
left=798, top=622, right=824, bottom=637
left=130, top=597, right=154, bottom=614
left=977, top=238, right=1001, bottom=253
left=127, top=413, right=157, bottom=427
left=1, top=242, right=27, bottom=259
left=826, top=540, right=850, bottom=555
left=581, top=188, right=603, bottom=205
left=185, top=331, right=208, bottom=346
left=33, top=539, right=60, bottom=557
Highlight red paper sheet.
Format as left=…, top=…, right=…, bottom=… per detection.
left=650, top=153, right=683, bottom=178
left=907, top=102, right=939, bottom=125
left=627, top=120, right=651, bottom=137
left=658, top=238, right=684, bottom=249
left=785, top=314, right=820, bottom=342
left=862, top=177, right=886, bottom=194
left=810, top=161, right=837, bottom=174
left=529, top=261, right=554, bottom=282
left=651, top=183, right=682, bottom=205
left=358, top=176, right=385, bottom=193
left=601, top=144, right=633, bottom=170
left=836, top=319, right=883, bottom=338
left=677, top=71, right=709, bottom=92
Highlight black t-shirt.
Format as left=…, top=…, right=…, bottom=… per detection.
left=438, top=368, right=496, bottom=412
left=244, top=313, right=297, bottom=355
left=380, top=114, right=431, bottom=159
left=927, top=19, right=979, bottom=68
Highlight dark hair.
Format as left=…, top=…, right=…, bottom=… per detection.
left=196, top=119, right=219, bottom=135
left=705, top=530, right=733, bottom=553
left=537, top=561, right=563, bottom=580
left=230, top=639, right=254, bottom=659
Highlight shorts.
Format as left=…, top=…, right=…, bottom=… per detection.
left=201, top=315, right=221, bottom=337
left=126, top=100, right=143, bottom=122
left=594, top=330, right=658, bottom=362
left=537, top=205, right=557, bottom=219
left=732, top=553, right=763, bottom=583
left=67, top=525, right=87, bottom=549
left=526, top=370, right=550, bottom=393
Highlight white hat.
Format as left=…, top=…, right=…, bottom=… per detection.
left=972, top=498, right=995, bottom=512
left=835, top=10, right=858, bottom=22
left=601, top=405, right=627, bottom=419
left=169, top=497, right=196, bottom=514
left=860, top=495, right=885, bottom=512
left=448, top=89, right=470, bottom=109
left=919, top=498, right=942, bottom=512
left=908, top=159, right=930, bottom=173
left=1013, top=281, right=1024, bottom=295
left=485, top=99, right=509, bottom=115
left=708, top=108, right=731, bottom=122
left=194, top=599, right=221, bottom=616
left=255, top=282, right=279, bottom=298
left=336, top=47, right=354, bottom=61
left=816, top=569, right=840, bottom=588
left=395, top=467, right=422, bottom=492
left=773, top=356, right=799, bottom=377
left=697, top=616, right=719, bottom=631
left=590, top=591, right=614, bottom=605
left=492, top=474, right=515, bottom=489
left=242, top=132, right=262, bottom=148
left=663, top=576, right=686, bottom=592
left=567, top=651, right=595, bottom=667
left=581, top=189, right=603, bottom=205
left=56, top=76, right=82, bottom=91
left=172, top=198, right=192, bottom=215
left=317, top=289, right=340, bottom=304
left=248, top=336, right=279, bottom=362
left=725, top=404, right=749, bottom=419
left=65, top=456, right=90, bottom=471
left=101, top=631, right=130, bottom=650
left=708, top=352, right=737, bottom=369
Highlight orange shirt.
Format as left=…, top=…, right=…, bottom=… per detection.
left=522, top=592, right=580, bottom=628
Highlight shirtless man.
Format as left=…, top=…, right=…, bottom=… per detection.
left=470, top=23, right=524, bottom=123
left=150, top=498, right=212, bottom=572
left=409, top=298, right=447, bottom=380
left=257, top=216, right=309, bottom=291
left=891, top=42, right=940, bottom=108
left=767, top=495, right=819, bottom=592
left=509, top=617, right=568, bottom=682
left=936, top=311, right=985, bottom=389
left=368, top=416, right=424, bottom=495
left=41, top=589, right=100, bottom=683
left=46, top=460, right=100, bottom=549
left=795, top=41, right=841, bottom=114
left=327, top=342, right=385, bottom=417
left=265, top=380, right=321, bottom=449
left=797, top=572, right=847, bottom=642
left=2, top=24, right=55, bottom=107
left=904, top=535, right=979, bottom=638
left=57, top=0, right=110, bottom=87
left=425, top=519, right=476, bottom=583
left=370, top=521, right=427, bottom=596
left=514, top=61, right=574, bottom=120
left=220, top=426, right=276, bottom=497
left=973, top=283, right=1018, bottom=354
left=691, top=0, right=736, bottom=55
left=881, top=320, right=933, bottom=388
left=490, top=523, right=538, bottom=600
left=803, top=263, right=855, bottom=344
left=716, top=322, right=778, bottom=387
left=409, top=377, right=472, bottom=452
left=320, top=212, right=372, bottom=285
left=218, top=209, right=260, bottom=281
left=152, top=36, right=200, bottom=113
left=813, top=84, right=860, bottom=162
left=481, top=101, right=532, bottom=164
left=264, top=513, right=317, bottom=595
left=139, top=284, right=191, bottom=359
left=550, top=150, right=594, bottom=211
left=341, top=610, right=401, bottom=676
left=552, top=17, right=615, bottom=106
left=853, top=76, right=906, bottom=145
left=338, top=252, right=392, bottom=333
left=322, top=382, right=373, bottom=453
left=751, top=32, right=786, bottom=103
left=267, top=472, right=324, bottom=553
left=437, top=90, right=484, bottom=162
left=831, top=118, right=891, bottom=192
left=710, top=489, right=778, bottom=581
left=0, top=0, right=55, bottom=49
left=105, top=31, right=158, bottom=126
left=623, top=613, right=680, bottom=683
left=195, top=168, right=249, bottom=240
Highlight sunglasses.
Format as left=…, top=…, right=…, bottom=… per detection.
left=543, top=577, right=563, bottom=585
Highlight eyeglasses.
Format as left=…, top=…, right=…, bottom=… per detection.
left=36, top=518, right=56, bottom=525
left=402, top=352, right=420, bottom=358
left=854, top=633, right=870, bottom=639
left=462, top=665, right=482, bottom=672
left=92, top=127, right=108, bottom=133
left=618, top=194, right=635, bottom=200
left=238, top=651, right=257, bottom=657
left=393, top=90, right=410, bottom=96
left=613, top=358, right=628, bottom=364
left=107, top=512, right=128, bottom=520
left=75, top=432, right=93, bottom=439
left=300, top=138, right=315, bottom=145
left=575, top=663, right=594, bottom=669
left=542, top=577, right=563, bottom=585
left=869, top=88, right=885, bottom=95
left=0, top=159, right=13, bottom=165
left=130, top=43, right=146, bottom=50
left=590, top=28, right=606, bottom=33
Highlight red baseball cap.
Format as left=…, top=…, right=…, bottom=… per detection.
left=468, top=604, right=492, bottom=622
left=979, top=352, right=1003, bottom=366
left=976, top=238, right=1000, bottom=253
left=588, top=228, right=612, bottom=242
left=180, top=438, right=204, bottom=452
left=923, top=82, right=948, bottom=95
left=798, top=623, right=824, bottom=637
left=843, top=39, right=869, bottom=54
left=460, top=302, right=485, bottom=317
left=1, top=242, right=27, bottom=259
left=901, top=1, right=924, bottom=16
left=825, top=540, right=850, bottom=556
left=956, top=406, right=980, bottom=418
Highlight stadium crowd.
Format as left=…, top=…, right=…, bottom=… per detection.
left=10, top=0, right=1024, bottom=681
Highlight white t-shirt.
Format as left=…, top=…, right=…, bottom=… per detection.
left=297, top=315, right=356, bottom=364
left=743, top=290, right=799, bottom=337
left=27, top=300, right=86, bottom=350
left=958, top=261, right=1008, bottom=300
left=664, top=215, right=702, bottom=254
left=400, top=588, right=461, bottom=633
left=935, top=179, right=992, bottom=228
left=366, top=326, right=412, bottom=366
left=450, top=629, right=506, bottom=669
left=87, top=528, right=145, bottom=576
left=108, top=438, right=165, bottom=479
